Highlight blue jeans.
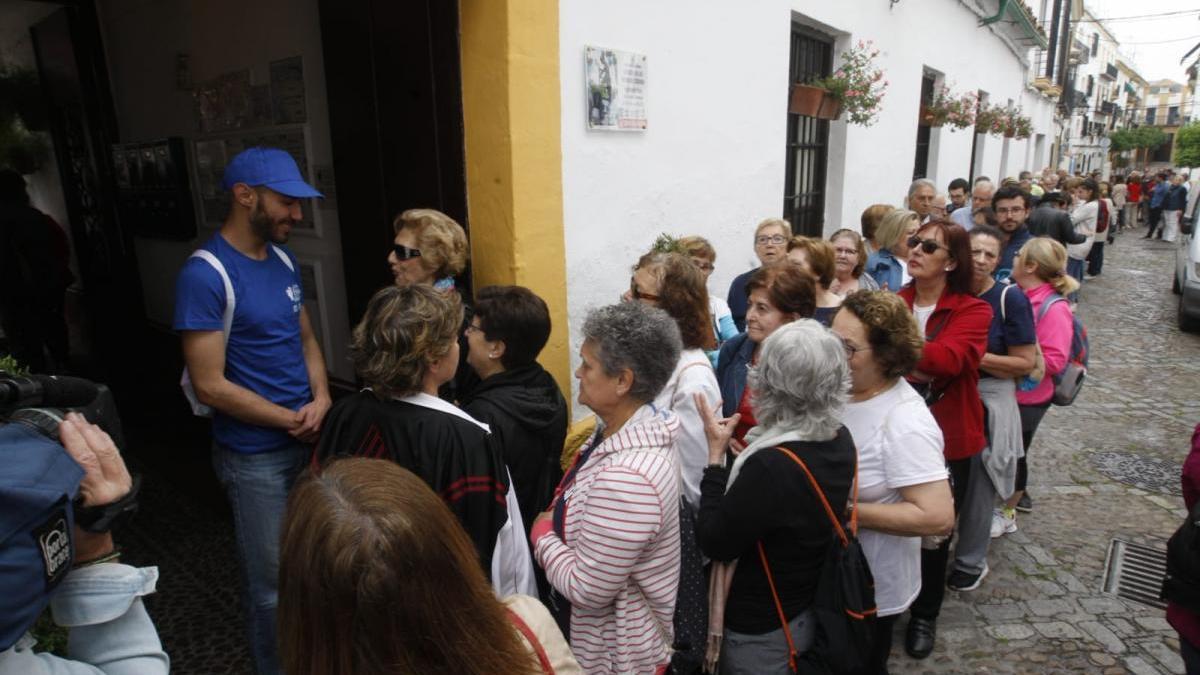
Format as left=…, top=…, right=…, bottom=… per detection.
left=212, top=442, right=309, bottom=675
left=1066, top=257, right=1085, bottom=303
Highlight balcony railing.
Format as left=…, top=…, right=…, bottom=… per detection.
left=1098, top=100, right=1115, bottom=115
left=1102, top=63, right=1118, bottom=80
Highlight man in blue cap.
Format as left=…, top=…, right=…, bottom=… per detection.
left=173, top=147, right=328, bottom=674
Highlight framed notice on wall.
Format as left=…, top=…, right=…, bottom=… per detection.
left=584, top=47, right=647, bottom=131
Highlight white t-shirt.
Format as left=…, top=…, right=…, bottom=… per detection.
left=913, top=303, right=936, bottom=334
left=842, top=379, right=947, bottom=617
left=651, top=348, right=720, bottom=511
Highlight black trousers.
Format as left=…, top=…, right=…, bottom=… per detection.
left=1148, top=207, right=1164, bottom=236
left=1015, top=403, right=1050, bottom=493
left=1086, top=241, right=1104, bottom=276
left=910, top=456, right=972, bottom=620
left=871, top=614, right=900, bottom=674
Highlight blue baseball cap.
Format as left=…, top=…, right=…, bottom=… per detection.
left=0, top=424, right=84, bottom=650
left=221, top=147, right=324, bottom=199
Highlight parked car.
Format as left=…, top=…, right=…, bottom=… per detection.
left=1174, top=231, right=1200, bottom=332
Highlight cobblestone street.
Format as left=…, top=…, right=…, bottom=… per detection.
left=891, top=226, right=1200, bottom=674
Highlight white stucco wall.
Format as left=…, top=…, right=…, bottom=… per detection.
left=99, top=0, right=354, bottom=381
left=558, top=0, right=1056, bottom=409
left=559, top=1, right=790, bottom=410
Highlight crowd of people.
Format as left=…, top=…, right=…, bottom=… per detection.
left=11, top=145, right=1199, bottom=674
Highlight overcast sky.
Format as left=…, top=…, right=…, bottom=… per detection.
left=1081, top=1, right=1200, bottom=83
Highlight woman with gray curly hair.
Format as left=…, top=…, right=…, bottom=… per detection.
left=529, top=302, right=684, bottom=674
left=694, top=320, right=856, bottom=674
left=313, top=284, right=535, bottom=597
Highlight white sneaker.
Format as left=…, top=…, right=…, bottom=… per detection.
left=990, top=507, right=1017, bottom=538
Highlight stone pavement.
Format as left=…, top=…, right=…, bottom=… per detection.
left=889, top=225, right=1200, bottom=674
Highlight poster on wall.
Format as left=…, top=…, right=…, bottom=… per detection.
left=584, top=47, right=647, bottom=131
left=192, top=69, right=253, bottom=133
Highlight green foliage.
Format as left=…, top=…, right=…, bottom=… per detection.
left=1106, top=127, right=1169, bottom=154
left=0, top=66, right=51, bottom=174
left=30, top=611, right=68, bottom=657
left=0, top=353, right=29, bottom=376
left=650, top=233, right=683, bottom=254
left=1176, top=122, right=1200, bottom=168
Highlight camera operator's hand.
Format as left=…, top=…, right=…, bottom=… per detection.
left=60, top=412, right=133, bottom=506
left=59, top=412, right=133, bottom=565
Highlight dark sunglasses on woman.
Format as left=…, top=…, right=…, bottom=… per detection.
left=393, top=244, right=422, bottom=260
left=907, top=236, right=948, bottom=255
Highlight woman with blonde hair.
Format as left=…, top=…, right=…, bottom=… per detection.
left=992, top=238, right=1079, bottom=535
left=828, top=228, right=880, bottom=295
left=313, top=284, right=535, bottom=596
left=387, top=208, right=469, bottom=289
left=866, top=209, right=921, bottom=291
left=861, top=203, right=895, bottom=255
left=787, top=236, right=843, bottom=326
left=279, top=458, right=579, bottom=675
left=386, top=208, right=477, bottom=399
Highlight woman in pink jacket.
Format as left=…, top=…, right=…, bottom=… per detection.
left=992, top=238, right=1079, bottom=535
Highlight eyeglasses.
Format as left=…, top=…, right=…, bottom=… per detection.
left=837, top=335, right=871, bottom=358
left=392, top=244, right=422, bottom=261
left=756, top=234, right=787, bottom=246
left=834, top=247, right=858, bottom=257
left=994, top=206, right=1025, bottom=216
left=630, top=277, right=660, bottom=302
left=907, top=236, right=949, bottom=255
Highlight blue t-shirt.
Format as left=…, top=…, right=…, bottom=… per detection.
left=978, top=281, right=1036, bottom=376
left=995, top=227, right=1033, bottom=284
left=173, top=234, right=311, bottom=453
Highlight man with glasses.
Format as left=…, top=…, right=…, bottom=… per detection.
left=947, top=177, right=970, bottom=215
left=951, top=179, right=995, bottom=232
left=174, top=147, right=329, bottom=675
left=726, top=218, right=789, bottom=331
left=990, top=186, right=1034, bottom=283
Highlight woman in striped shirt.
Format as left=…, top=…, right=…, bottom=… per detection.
left=530, top=302, right=683, bottom=674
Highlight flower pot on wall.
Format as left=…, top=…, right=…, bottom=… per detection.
left=789, top=84, right=826, bottom=117
left=816, top=95, right=842, bottom=120
left=920, top=105, right=942, bottom=127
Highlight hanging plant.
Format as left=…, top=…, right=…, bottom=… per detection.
left=974, top=103, right=1007, bottom=137
left=0, top=66, right=48, bottom=132
left=923, top=85, right=978, bottom=130
left=808, top=40, right=889, bottom=127
left=0, top=118, right=51, bottom=175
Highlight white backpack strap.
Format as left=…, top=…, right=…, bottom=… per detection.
left=270, top=245, right=295, bottom=272
left=190, top=250, right=235, bottom=337
left=999, top=283, right=1011, bottom=323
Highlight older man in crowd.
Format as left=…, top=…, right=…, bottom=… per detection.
left=951, top=178, right=995, bottom=231
left=907, top=178, right=937, bottom=223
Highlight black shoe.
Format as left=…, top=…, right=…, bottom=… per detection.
left=906, top=617, right=937, bottom=659
left=947, top=562, right=989, bottom=592
left=1016, top=493, right=1033, bottom=513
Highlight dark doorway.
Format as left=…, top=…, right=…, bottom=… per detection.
left=30, top=3, right=143, bottom=388
left=912, top=74, right=936, bottom=180
left=783, top=23, right=833, bottom=237
left=318, top=0, right=469, bottom=327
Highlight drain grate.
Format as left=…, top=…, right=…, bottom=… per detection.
left=1102, top=539, right=1168, bottom=609
left=1090, top=452, right=1182, bottom=496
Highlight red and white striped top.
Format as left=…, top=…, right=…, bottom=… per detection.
left=535, top=405, right=681, bottom=674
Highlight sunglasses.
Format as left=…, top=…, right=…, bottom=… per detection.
left=907, top=236, right=948, bottom=255
left=392, top=244, right=422, bottom=261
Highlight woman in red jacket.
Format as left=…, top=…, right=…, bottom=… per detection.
left=896, top=219, right=992, bottom=661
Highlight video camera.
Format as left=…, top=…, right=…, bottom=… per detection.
left=0, top=371, right=125, bottom=447
left=0, top=371, right=137, bottom=651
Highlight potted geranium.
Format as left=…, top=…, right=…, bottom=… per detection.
left=974, top=103, right=1008, bottom=137
left=790, top=40, right=888, bottom=126
left=1007, top=110, right=1033, bottom=140
left=922, top=85, right=978, bottom=130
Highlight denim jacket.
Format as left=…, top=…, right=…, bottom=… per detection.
left=866, top=248, right=905, bottom=292
left=0, top=564, right=168, bottom=675
left=716, top=333, right=756, bottom=417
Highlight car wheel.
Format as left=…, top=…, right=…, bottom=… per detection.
left=1180, top=293, right=1200, bottom=332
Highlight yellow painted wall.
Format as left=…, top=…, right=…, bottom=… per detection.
left=460, top=0, right=572, bottom=398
